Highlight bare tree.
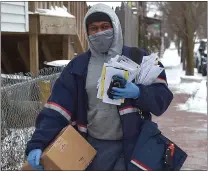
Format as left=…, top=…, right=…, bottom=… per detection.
left=157, top=1, right=207, bottom=75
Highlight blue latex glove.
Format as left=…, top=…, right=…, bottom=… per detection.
left=111, top=81, right=140, bottom=99
left=27, top=149, right=43, bottom=170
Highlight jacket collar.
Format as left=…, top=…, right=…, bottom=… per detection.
left=68, top=46, right=130, bottom=77
left=67, top=50, right=91, bottom=76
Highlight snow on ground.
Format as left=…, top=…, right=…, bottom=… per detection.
left=160, top=42, right=181, bottom=68
left=163, top=42, right=206, bottom=86
left=176, top=80, right=207, bottom=115
left=168, top=65, right=206, bottom=94
left=172, top=67, right=205, bottom=94
left=173, top=81, right=201, bottom=95
left=160, top=42, right=182, bottom=85
left=44, top=60, right=71, bottom=67
left=162, top=43, right=207, bottom=115
left=180, top=68, right=205, bottom=82
left=165, top=64, right=182, bottom=85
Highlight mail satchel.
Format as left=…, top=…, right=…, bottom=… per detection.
left=128, top=47, right=188, bottom=171
left=129, top=119, right=187, bottom=171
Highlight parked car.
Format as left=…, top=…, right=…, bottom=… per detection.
left=201, top=48, right=207, bottom=76
left=194, top=42, right=200, bottom=68
left=196, top=40, right=207, bottom=74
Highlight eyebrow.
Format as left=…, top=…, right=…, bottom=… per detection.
left=88, top=24, right=97, bottom=27
left=89, top=22, right=111, bottom=27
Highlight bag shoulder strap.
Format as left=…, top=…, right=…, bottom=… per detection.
left=130, top=47, right=149, bottom=119
left=130, top=47, right=144, bottom=65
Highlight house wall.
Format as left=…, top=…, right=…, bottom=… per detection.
left=1, top=2, right=29, bottom=32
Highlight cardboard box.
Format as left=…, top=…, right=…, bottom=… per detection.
left=22, top=125, right=97, bottom=170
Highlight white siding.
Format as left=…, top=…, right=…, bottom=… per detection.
left=1, top=2, right=29, bottom=32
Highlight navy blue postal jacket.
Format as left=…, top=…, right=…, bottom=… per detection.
left=26, top=46, right=173, bottom=169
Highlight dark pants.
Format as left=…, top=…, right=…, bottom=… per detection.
left=86, top=135, right=126, bottom=170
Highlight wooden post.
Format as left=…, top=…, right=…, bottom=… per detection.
left=29, top=14, right=39, bottom=76
left=52, top=2, right=56, bottom=8
left=60, top=1, right=63, bottom=7
left=70, top=1, right=74, bottom=14
left=55, top=1, right=58, bottom=7
left=63, top=36, right=74, bottom=60
left=39, top=2, right=42, bottom=9
left=73, top=34, right=84, bottom=55
left=48, top=2, right=52, bottom=9
left=17, top=41, right=30, bottom=71
left=41, top=40, right=53, bottom=62
left=62, top=1, right=75, bottom=60
left=29, top=1, right=37, bottom=12
left=43, top=2, right=47, bottom=9
left=2, top=47, right=14, bottom=73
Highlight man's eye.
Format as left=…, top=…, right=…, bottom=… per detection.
left=90, top=27, right=97, bottom=31
left=103, top=25, right=111, bottom=29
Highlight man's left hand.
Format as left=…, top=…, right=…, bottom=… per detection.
left=111, top=82, right=140, bottom=99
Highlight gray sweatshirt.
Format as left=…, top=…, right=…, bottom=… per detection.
left=84, top=4, right=124, bottom=140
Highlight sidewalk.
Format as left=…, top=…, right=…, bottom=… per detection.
left=152, top=60, right=207, bottom=169
left=153, top=92, right=207, bottom=170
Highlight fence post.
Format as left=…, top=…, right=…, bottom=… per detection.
left=29, top=14, right=39, bottom=76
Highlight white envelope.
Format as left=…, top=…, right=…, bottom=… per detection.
left=141, top=66, right=164, bottom=85
left=102, top=67, right=128, bottom=105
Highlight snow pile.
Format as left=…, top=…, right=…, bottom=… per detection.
left=160, top=42, right=181, bottom=68
left=174, top=82, right=201, bottom=95
left=87, top=2, right=121, bottom=10
left=194, top=42, right=200, bottom=52
left=180, top=75, right=203, bottom=82
left=166, top=64, right=182, bottom=85
left=34, top=6, right=75, bottom=18
left=44, top=60, right=71, bottom=67
left=172, top=67, right=205, bottom=94
left=165, top=55, right=205, bottom=85
left=180, top=68, right=205, bottom=82
left=177, top=80, right=207, bottom=114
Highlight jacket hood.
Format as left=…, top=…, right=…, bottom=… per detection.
left=83, top=3, right=123, bottom=58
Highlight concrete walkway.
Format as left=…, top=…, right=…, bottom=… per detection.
left=152, top=66, right=207, bottom=170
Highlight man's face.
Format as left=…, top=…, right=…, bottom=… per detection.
left=87, top=21, right=112, bottom=35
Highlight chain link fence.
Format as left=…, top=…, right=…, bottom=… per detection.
left=1, top=67, right=64, bottom=170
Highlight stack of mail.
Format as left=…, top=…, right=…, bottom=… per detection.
left=97, top=53, right=164, bottom=105
left=96, top=64, right=128, bottom=105
left=134, top=53, right=164, bottom=85
left=108, top=55, right=141, bottom=82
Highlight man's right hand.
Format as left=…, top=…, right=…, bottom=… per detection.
left=27, top=149, right=43, bottom=170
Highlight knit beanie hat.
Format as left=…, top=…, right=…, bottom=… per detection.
left=86, top=12, right=112, bottom=27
